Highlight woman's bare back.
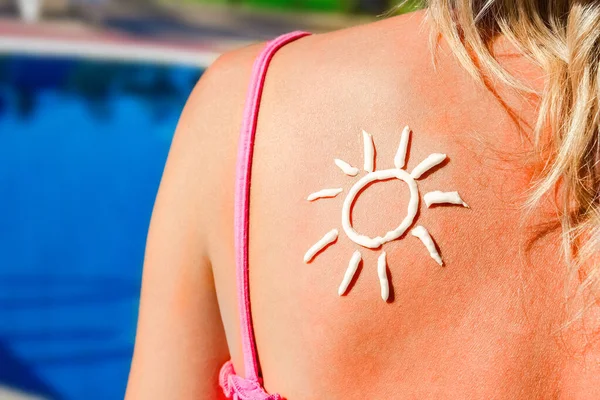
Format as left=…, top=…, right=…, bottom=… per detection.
left=127, top=10, right=600, bottom=400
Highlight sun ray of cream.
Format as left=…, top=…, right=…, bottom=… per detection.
left=394, top=125, right=411, bottom=169
left=362, top=130, right=375, bottom=172
left=377, top=251, right=389, bottom=301
left=411, top=226, right=443, bottom=265
left=334, top=158, right=359, bottom=176
left=411, top=153, right=447, bottom=179
left=304, top=229, right=338, bottom=263
left=307, top=188, right=343, bottom=201
left=338, top=250, right=362, bottom=296
left=424, top=191, right=469, bottom=208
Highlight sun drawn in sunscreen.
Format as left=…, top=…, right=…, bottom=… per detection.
left=304, top=126, right=469, bottom=301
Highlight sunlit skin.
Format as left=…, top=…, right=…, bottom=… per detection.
left=126, top=10, right=600, bottom=400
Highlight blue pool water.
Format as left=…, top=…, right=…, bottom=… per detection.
left=0, top=54, right=202, bottom=399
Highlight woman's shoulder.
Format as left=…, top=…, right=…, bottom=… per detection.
left=181, top=9, right=437, bottom=229
left=194, top=9, right=432, bottom=111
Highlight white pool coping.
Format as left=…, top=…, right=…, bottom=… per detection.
left=0, top=36, right=220, bottom=67
left=0, top=385, right=47, bottom=400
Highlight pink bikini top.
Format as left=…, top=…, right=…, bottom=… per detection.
left=218, top=31, right=311, bottom=400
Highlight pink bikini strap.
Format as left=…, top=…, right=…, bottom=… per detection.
left=235, top=31, right=311, bottom=382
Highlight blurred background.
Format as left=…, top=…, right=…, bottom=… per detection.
left=0, top=0, right=420, bottom=399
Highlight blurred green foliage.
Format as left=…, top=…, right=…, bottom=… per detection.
left=176, top=0, right=423, bottom=13
left=392, top=0, right=423, bottom=14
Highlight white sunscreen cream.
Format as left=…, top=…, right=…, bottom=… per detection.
left=362, top=130, right=375, bottom=172
left=307, top=188, right=343, bottom=201
left=305, top=128, right=469, bottom=299
left=411, top=153, right=446, bottom=179
left=304, top=229, right=338, bottom=263
left=377, top=251, right=389, bottom=301
left=411, top=225, right=443, bottom=265
left=341, top=168, right=419, bottom=249
left=424, top=191, right=468, bottom=208
left=394, top=125, right=410, bottom=169
left=334, top=159, right=359, bottom=176
left=338, top=250, right=361, bottom=296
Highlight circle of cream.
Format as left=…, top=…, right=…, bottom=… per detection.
left=341, top=168, right=419, bottom=249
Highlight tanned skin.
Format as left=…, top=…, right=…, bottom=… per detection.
left=126, top=11, right=600, bottom=400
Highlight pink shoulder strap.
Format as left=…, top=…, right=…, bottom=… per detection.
left=235, top=31, right=311, bottom=382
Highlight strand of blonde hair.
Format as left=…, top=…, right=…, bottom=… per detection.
left=424, top=1, right=600, bottom=313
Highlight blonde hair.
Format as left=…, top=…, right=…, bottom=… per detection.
left=424, top=1, right=600, bottom=309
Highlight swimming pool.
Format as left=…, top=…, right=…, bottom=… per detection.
left=0, top=53, right=202, bottom=399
